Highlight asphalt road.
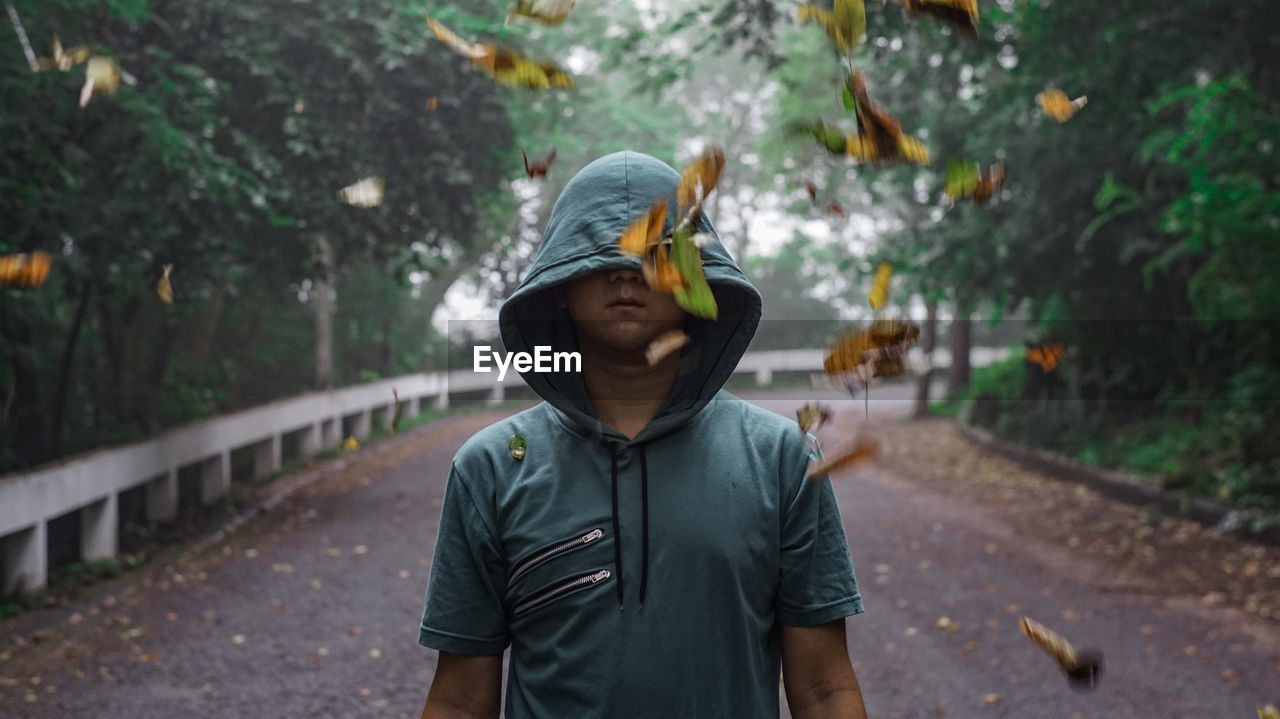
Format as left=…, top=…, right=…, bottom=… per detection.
left=2, top=386, right=1277, bottom=718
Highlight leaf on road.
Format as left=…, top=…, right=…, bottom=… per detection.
left=230, top=634, right=246, bottom=645
left=983, top=693, right=1002, bottom=704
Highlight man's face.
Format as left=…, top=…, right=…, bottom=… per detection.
left=562, top=267, right=686, bottom=356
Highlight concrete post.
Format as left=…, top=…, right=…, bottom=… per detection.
left=80, top=494, right=118, bottom=561
left=2, top=523, right=46, bottom=596
left=352, top=410, right=372, bottom=440
left=321, top=416, right=341, bottom=447
left=407, top=396, right=421, bottom=418
left=298, top=423, right=321, bottom=456
left=146, top=471, right=178, bottom=522
left=199, top=452, right=230, bottom=506
left=487, top=383, right=504, bottom=406
left=253, top=435, right=282, bottom=479
left=755, top=367, right=773, bottom=386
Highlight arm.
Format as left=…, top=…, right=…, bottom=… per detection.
left=420, top=650, right=503, bottom=719
left=781, top=620, right=870, bottom=719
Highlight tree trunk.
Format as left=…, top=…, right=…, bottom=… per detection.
left=50, top=277, right=93, bottom=456
left=313, top=235, right=335, bottom=390
left=180, top=275, right=230, bottom=376
left=913, top=300, right=938, bottom=419
left=946, top=307, right=972, bottom=399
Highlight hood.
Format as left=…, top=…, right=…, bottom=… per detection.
left=498, top=150, right=762, bottom=445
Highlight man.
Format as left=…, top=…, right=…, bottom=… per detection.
left=419, top=150, right=870, bottom=719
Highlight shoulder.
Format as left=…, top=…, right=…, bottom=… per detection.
left=699, top=391, right=814, bottom=471
left=452, top=402, right=557, bottom=479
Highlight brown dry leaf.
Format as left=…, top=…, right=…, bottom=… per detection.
left=845, top=72, right=931, bottom=167
left=676, top=146, right=725, bottom=212
left=1221, top=669, right=1238, bottom=683
left=1038, top=88, right=1088, bottom=123
left=325, top=547, right=342, bottom=557
left=369, top=649, right=381, bottom=659
left=155, top=264, right=173, bottom=305
left=900, top=0, right=978, bottom=39
left=506, top=0, right=577, bottom=26
left=359, top=688, right=372, bottom=697
left=618, top=197, right=668, bottom=256
left=425, top=17, right=575, bottom=90
left=796, top=403, right=833, bottom=435
left=644, top=330, right=689, bottom=366
left=398, top=569, right=411, bottom=579
left=935, top=616, right=961, bottom=632
left=139, top=652, right=156, bottom=663
left=349, top=626, right=362, bottom=636
left=806, top=440, right=876, bottom=480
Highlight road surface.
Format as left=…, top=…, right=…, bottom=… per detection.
left=1, top=386, right=1277, bottom=718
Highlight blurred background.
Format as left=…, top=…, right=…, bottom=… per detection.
left=2, top=0, right=1278, bottom=523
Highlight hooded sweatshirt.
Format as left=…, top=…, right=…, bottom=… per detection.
left=419, top=151, right=863, bottom=719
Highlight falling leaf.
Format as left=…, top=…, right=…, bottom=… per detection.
left=845, top=72, right=931, bottom=167
left=825, top=201, right=847, bottom=218
left=796, top=403, right=833, bottom=434
left=824, top=319, right=921, bottom=378
left=0, top=251, right=52, bottom=289
left=35, top=35, right=91, bottom=72
left=230, top=634, right=246, bottom=645
left=1018, top=616, right=1105, bottom=689
left=506, top=0, right=577, bottom=26
left=1258, top=704, right=1280, bottom=719
left=868, top=262, right=892, bottom=309
left=806, top=439, right=876, bottom=480
left=523, top=147, right=556, bottom=178
left=337, top=177, right=385, bottom=208
left=425, top=95, right=439, bottom=111
left=79, top=55, right=121, bottom=108
left=1026, top=343, right=1064, bottom=372
left=796, top=0, right=866, bottom=55
left=155, top=264, right=173, bottom=305
left=618, top=198, right=668, bottom=256
left=790, top=118, right=849, bottom=155
left=426, top=17, right=575, bottom=90
left=509, top=434, right=526, bottom=461
left=804, top=180, right=819, bottom=203
left=644, top=330, right=689, bottom=366
left=676, top=146, right=725, bottom=212
left=1038, top=89, right=1088, bottom=122
left=899, top=0, right=979, bottom=39
left=983, top=693, right=1002, bottom=704
left=946, top=160, right=1005, bottom=205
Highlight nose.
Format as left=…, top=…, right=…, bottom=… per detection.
left=609, top=268, right=644, bottom=284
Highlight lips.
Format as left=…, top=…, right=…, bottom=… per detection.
left=607, top=297, right=645, bottom=308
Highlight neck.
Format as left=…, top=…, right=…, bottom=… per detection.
left=580, top=348, right=679, bottom=440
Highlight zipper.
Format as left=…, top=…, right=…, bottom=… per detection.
left=509, top=528, right=604, bottom=585
left=513, top=570, right=611, bottom=617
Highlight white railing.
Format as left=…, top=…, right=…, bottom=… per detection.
left=0, top=347, right=1008, bottom=595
